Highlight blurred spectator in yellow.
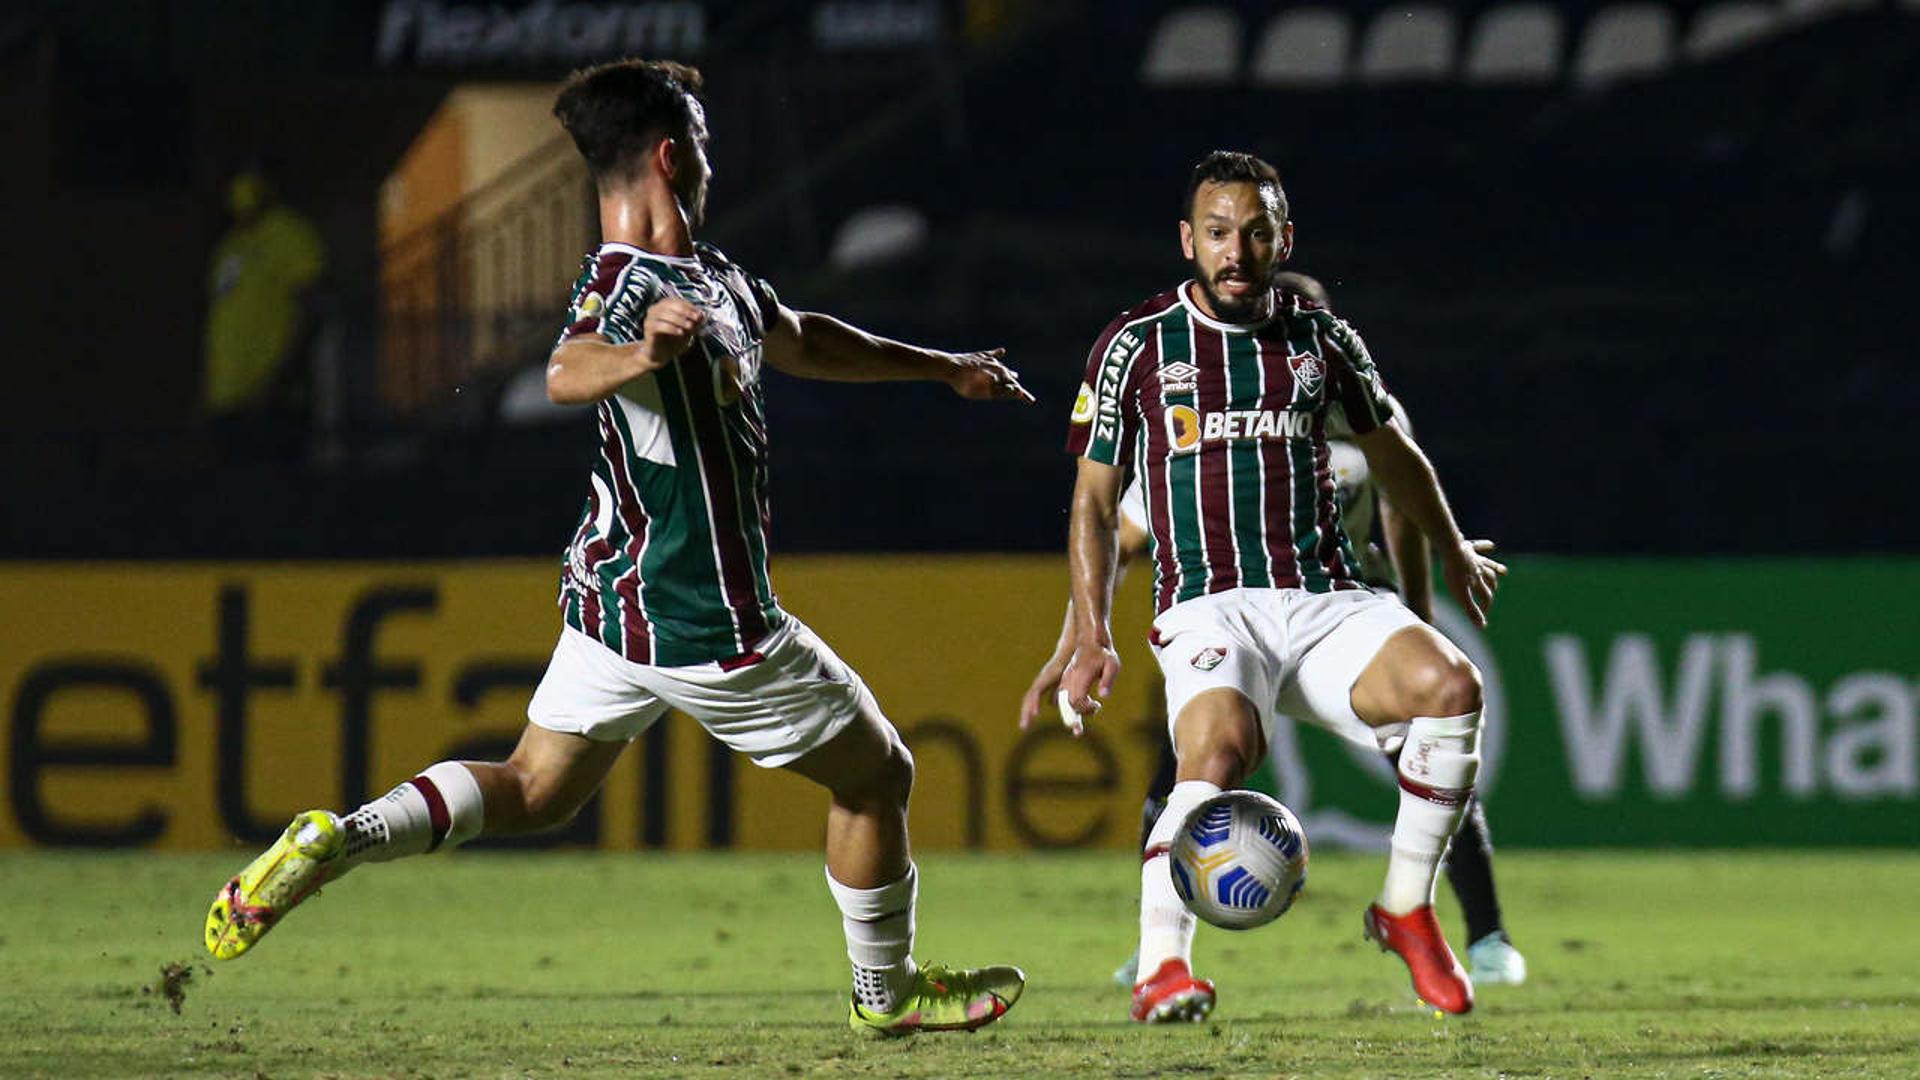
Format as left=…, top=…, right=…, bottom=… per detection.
left=203, top=161, right=325, bottom=440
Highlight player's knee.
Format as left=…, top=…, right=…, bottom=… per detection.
left=885, top=740, right=915, bottom=806
left=861, top=738, right=913, bottom=809
left=1175, top=720, right=1262, bottom=787
left=1409, top=655, right=1482, bottom=718
left=1182, top=744, right=1255, bottom=786
left=836, top=734, right=914, bottom=809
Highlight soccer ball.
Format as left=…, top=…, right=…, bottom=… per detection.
left=1168, top=790, right=1309, bottom=930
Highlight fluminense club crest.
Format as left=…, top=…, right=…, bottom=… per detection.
left=1287, top=351, right=1324, bottom=396
left=1191, top=646, right=1228, bottom=671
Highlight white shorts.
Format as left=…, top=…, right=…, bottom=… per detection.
left=526, top=615, right=873, bottom=768
left=1151, top=587, right=1424, bottom=753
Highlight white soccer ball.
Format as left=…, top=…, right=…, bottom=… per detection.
left=1168, top=790, right=1310, bottom=930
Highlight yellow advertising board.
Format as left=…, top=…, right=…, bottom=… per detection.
left=0, top=558, right=1164, bottom=851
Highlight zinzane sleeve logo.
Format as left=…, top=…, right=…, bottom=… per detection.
left=1067, top=315, right=1150, bottom=466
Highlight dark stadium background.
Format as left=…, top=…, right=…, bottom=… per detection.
left=5, top=0, right=1914, bottom=558
left=1, top=0, right=1916, bottom=859
left=5, top=11, right=1919, bottom=1075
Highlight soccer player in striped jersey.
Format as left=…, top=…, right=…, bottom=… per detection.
left=204, top=58, right=1031, bottom=1037
left=1022, top=276, right=1526, bottom=994
left=1057, top=152, right=1508, bottom=1020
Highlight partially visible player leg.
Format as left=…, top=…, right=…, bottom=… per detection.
left=785, top=708, right=916, bottom=1009
left=1382, top=747, right=1524, bottom=983
left=1115, top=735, right=1180, bottom=988
left=1446, top=797, right=1527, bottom=984
left=1350, top=623, right=1484, bottom=1014
left=783, top=691, right=1024, bottom=1037
left=1131, top=687, right=1262, bottom=1023
left=207, top=626, right=651, bottom=960
left=1137, top=736, right=1179, bottom=855
left=349, top=724, right=628, bottom=857
left=206, top=724, right=628, bottom=959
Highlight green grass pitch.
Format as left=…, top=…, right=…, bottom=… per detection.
left=1, top=849, right=1916, bottom=1078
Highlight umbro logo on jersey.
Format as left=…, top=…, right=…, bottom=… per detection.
left=1191, top=646, right=1228, bottom=671
left=1288, top=351, right=1325, bottom=395
left=1159, top=361, right=1198, bottom=394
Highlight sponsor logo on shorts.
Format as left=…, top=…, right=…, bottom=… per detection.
left=1191, top=646, right=1228, bottom=671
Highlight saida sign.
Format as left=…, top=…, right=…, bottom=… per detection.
left=0, top=558, right=1913, bottom=850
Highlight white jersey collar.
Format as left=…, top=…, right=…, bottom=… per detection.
left=1178, top=280, right=1281, bottom=333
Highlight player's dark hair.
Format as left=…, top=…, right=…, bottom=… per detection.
left=1185, top=151, right=1287, bottom=222
left=553, top=59, right=705, bottom=184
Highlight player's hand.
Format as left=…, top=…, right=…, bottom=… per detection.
left=1441, top=538, right=1507, bottom=628
left=1019, top=649, right=1073, bottom=730
left=638, top=298, right=705, bottom=369
left=945, top=348, right=1034, bottom=404
left=1057, top=642, right=1121, bottom=737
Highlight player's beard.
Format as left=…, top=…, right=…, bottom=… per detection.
left=1194, top=267, right=1274, bottom=323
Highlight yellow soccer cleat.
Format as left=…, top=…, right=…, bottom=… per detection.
left=848, top=963, right=1026, bottom=1037
left=205, top=811, right=345, bottom=960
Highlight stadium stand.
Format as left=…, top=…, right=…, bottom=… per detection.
left=1464, top=4, right=1565, bottom=83
left=5, top=1, right=1918, bottom=558
left=1782, top=0, right=1879, bottom=20
left=1358, top=6, right=1459, bottom=82
left=1685, top=2, right=1781, bottom=58
left=1248, top=8, right=1352, bottom=85
left=1572, top=4, right=1678, bottom=86
left=1141, top=6, right=1242, bottom=85
left=828, top=205, right=931, bottom=270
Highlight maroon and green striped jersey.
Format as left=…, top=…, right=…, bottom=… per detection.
left=553, top=241, right=784, bottom=666
left=1065, top=282, right=1394, bottom=614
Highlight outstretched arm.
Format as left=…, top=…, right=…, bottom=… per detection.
left=1020, top=514, right=1151, bottom=729
left=762, top=304, right=1033, bottom=402
left=1353, top=422, right=1507, bottom=626
left=1055, top=457, right=1128, bottom=730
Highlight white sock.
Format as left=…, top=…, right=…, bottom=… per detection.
left=826, top=864, right=918, bottom=1013
left=1138, top=779, right=1220, bottom=981
left=340, top=762, right=485, bottom=869
left=1380, top=713, right=1481, bottom=914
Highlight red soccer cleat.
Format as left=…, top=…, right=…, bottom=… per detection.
left=1130, top=958, right=1216, bottom=1023
left=1363, top=903, right=1475, bottom=1015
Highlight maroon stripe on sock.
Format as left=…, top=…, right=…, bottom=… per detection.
left=408, top=776, right=452, bottom=852
left=1398, top=776, right=1471, bottom=808
left=1142, top=842, right=1171, bottom=863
